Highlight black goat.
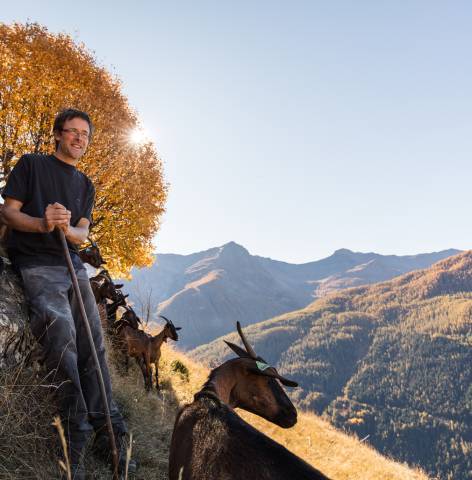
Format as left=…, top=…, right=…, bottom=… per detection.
left=105, top=292, right=129, bottom=326
left=89, top=269, right=123, bottom=304
left=78, top=239, right=106, bottom=268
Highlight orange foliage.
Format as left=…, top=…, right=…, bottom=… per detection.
left=0, top=22, right=168, bottom=276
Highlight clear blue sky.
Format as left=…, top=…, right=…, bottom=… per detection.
left=2, top=1, right=472, bottom=262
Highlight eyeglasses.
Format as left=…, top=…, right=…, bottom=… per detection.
left=62, top=128, right=90, bottom=140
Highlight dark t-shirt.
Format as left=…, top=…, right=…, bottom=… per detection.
left=2, top=153, right=95, bottom=268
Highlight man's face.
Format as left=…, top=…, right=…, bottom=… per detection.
left=55, top=117, right=90, bottom=160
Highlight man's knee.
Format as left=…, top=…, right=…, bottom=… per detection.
left=29, top=298, right=76, bottom=346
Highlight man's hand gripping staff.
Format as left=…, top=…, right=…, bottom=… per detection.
left=43, top=202, right=71, bottom=232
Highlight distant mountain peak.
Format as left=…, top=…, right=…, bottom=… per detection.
left=221, top=240, right=245, bottom=249
left=333, top=248, right=355, bottom=256
left=219, top=241, right=250, bottom=256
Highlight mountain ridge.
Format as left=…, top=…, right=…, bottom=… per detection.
left=121, top=242, right=460, bottom=349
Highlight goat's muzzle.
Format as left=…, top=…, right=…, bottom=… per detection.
left=274, top=406, right=297, bottom=428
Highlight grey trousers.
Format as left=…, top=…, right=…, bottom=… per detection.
left=19, top=265, right=126, bottom=462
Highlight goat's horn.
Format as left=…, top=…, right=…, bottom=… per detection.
left=159, top=315, right=173, bottom=325
left=224, top=340, right=251, bottom=359
left=87, top=236, right=97, bottom=247
left=236, top=321, right=257, bottom=359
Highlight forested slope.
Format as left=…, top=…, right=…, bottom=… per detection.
left=192, top=251, right=472, bottom=479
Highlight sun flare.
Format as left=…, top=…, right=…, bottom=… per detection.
left=129, top=127, right=149, bottom=146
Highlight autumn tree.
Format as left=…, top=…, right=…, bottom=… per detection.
left=0, top=22, right=168, bottom=276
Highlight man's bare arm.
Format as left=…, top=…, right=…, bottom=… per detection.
left=2, top=199, right=89, bottom=244
left=1, top=197, right=47, bottom=233
left=65, top=217, right=90, bottom=245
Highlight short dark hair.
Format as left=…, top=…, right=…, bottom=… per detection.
left=53, top=109, right=94, bottom=149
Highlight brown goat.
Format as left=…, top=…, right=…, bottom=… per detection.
left=169, top=322, right=330, bottom=480
left=144, top=315, right=181, bottom=391
left=116, top=313, right=180, bottom=391
left=114, top=307, right=151, bottom=388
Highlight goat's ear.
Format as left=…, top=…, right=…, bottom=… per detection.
left=175, top=327, right=182, bottom=331
left=124, top=294, right=129, bottom=299
left=273, top=374, right=298, bottom=388
left=115, top=283, right=124, bottom=289
left=224, top=340, right=251, bottom=358
left=248, top=364, right=298, bottom=388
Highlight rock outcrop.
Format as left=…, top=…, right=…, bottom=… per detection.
left=0, top=255, right=33, bottom=366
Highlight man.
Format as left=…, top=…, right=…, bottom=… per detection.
left=1, top=109, right=134, bottom=478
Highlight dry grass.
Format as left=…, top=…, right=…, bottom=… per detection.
left=0, top=341, right=430, bottom=479
left=0, top=363, right=63, bottom=479
left=239, top=410, right=429, bottom=480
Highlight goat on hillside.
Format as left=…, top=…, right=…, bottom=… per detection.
left=106, top=292, right=129, bottom=325
left=115, top=313, right=180, bottom=391
left=90, top=269, right=124, bottom=304
left=113, top=306, right=151, bottom=386
left=90, top=269, right=126, bottom=328
left=145, top=315, right=181, bottom=391
left=78, top=239, right=106, bottom=268
left=169, top=322, right=330, bottom=480
left=114, top=306, right=150, bottom=388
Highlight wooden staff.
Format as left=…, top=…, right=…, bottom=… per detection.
left=58, top=229, right=119, bottom=479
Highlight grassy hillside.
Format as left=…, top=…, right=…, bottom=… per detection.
left=192, top=251, right=472, bottom=480
left=0, top=340, right=429, bottom=479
